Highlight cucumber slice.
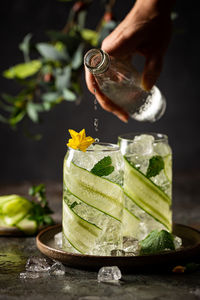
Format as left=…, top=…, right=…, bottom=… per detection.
left=62, top=200, right=102, bottom=254
left=0, top=216, right=7, bottom=227
left=2, top=196, right=32, bottom=216
left=16, top=216, right=37, bottom=235
left=0, top=194, right=19, bottom=203
left=64, top=162, right=124, bottom=221
left=123, top=157, right=172, bottom=231
left=0, top=195, right=22, bottom=213
left=164, top=154, right=172, bottom=182
left=122, top=208, right=140, bottom=238
left=4, top=211, right=29, bottom=226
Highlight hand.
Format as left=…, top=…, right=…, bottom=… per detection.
left=85, top=0, right=174, bottom=122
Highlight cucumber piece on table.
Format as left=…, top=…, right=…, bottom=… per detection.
left=16, top=216, right=37, bottom=235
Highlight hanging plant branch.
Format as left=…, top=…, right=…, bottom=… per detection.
left=0, top=0, right=118, bottom=130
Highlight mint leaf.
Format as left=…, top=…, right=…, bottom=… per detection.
left=146, top=155, right=164, bottom=178
left=91, top=156, right=114, bottom=177
left=28, top=184, right=54, bottom=226
left=139, top=230, right=175, bottom=255
left=70, top=201, right=79, bottom=210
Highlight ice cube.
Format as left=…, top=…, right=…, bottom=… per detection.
left=173, top=235, right=182, bottom=250
left=97, top=266, right=122, bottom=283
left=54, top=232, right=63, bottom=248
left=124, top=252, right=137, bottom=257
left=154, top=141, right=171, bottom=156
left=25, top=257, right=52, bottom=272
left=20, top=272, right=40, bottom=279
left=50, top=261, right=65, bottom=275
left=123, top=236, right=140, bottom=254
left=130, top=134, right=154, bottom=156
left=79, top=297, right=103, bottom=300
left=110, top=249, right=125, bottom=256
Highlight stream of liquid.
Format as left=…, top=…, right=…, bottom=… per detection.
left=93, top=97, right=100, bottom=142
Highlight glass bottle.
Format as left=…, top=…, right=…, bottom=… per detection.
left=84, top=49, right=166, bottom=122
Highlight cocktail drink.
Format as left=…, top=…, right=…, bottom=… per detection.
left=62, top=130, right=173, bottom=256
left=118, top=133, right=172, bottom=241
left=62, top=142, right=125, bottom=256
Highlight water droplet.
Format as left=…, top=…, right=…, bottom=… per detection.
left=94, top=98, right=98, bottom=111
left=94, top=118, right=99, bottom=132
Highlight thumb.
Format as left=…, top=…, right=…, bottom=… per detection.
left=142, top=55, right=163, bottom=91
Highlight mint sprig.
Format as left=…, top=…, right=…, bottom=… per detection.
left=28, top=184, right=54, bottom=226
left=146, top=155, right=164, bottom=178
left=139, top=230, right=175, bottom=255
left=91, top=156, right=114, bottom=177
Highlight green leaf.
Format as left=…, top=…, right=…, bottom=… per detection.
left=139, top=230, right=175, bottom=255
left=98, top=20, right=117, bottom=45
left=29, top=184, right=46, bottom=206
left=0, top=114, right=8, bottom=123
left=41, top=92, right=62, bottom=103
left=77, top=10, right=87, bottom=29
left=71, top=43, right=84, bottom=70
left=36, top=43, right=69, bottom=61
left=62, top=88, right=76, bottom=101
left=46, top=30, right=81, bottom=56
left=81, top=29, right=99, bottom=47
left=3, top=60, right=42, bottom=79
left=19, top=33, right=32, bottom=62
left=26, top=102, right=44, bottom=123
left=91, top=156, right=114, bottom=177
left=55, top=66, right=71, bottom=91
left=9, top=109, right=26, bottom=127
left=146, top=155, right=164, bottom=178
left=70, top=201, right=79, bottom=209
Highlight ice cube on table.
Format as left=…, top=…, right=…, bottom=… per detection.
left=79, top=297, right=103, bottom=300
left=22, top=256, right=66, bottom=278
left=50, top=261, right=65, bottom=275
left=97, top=266, right=122, bottom=283
left=20, top=272, right=40, bottom=279
left=25, top=257, right=52, bottom=272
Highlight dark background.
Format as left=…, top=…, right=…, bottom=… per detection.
left=0, top=0, right=199, bottom=183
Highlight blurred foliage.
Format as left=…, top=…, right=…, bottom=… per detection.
left=0, top=0, right=118, bottom=133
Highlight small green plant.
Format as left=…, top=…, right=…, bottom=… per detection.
left=0, top=0, right=118, bottom=132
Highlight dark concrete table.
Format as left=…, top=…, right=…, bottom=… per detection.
left=1, top=172, right=200, bottom=300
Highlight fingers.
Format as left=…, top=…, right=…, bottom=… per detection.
left=84, top=68, right=129, bottom=123
left=141, top=55, right=163, bottom=91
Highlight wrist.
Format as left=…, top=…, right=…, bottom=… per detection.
left=132, top=0, right=175, bottom=18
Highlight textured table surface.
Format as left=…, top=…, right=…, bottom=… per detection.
left=0, top=172, right=200, bottom=300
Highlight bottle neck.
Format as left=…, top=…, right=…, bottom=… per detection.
left=84, top=49, right=110, bottom=75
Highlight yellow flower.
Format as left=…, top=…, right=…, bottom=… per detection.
left=67, top=129, right=95, bottom=152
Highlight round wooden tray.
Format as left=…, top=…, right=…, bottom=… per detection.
left=36, top=224, right=200, bottom=273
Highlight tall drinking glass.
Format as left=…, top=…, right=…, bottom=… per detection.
left=118, top=133, right=172, bottom=240
left=62, top=143, right=124, bottom=256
